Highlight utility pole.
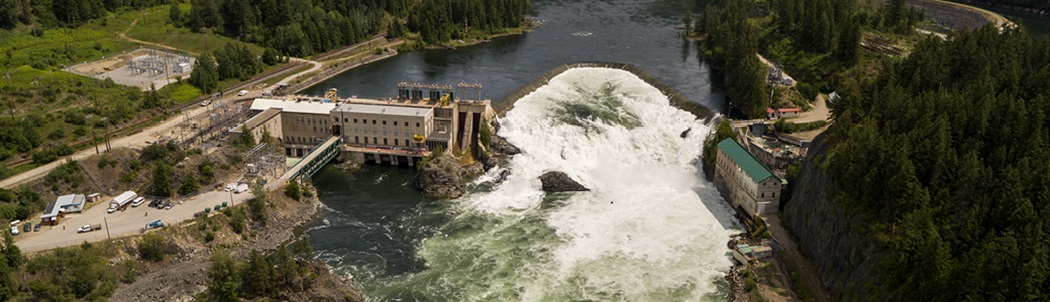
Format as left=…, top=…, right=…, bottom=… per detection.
left=91, top=126, right=99, bottom=154
left=103, top=217, right=111, bottom=239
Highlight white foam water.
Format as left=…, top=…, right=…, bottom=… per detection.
left=355, top=67, right=738, bottom=301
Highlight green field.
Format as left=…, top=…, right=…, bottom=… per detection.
left=123, top=4, right=265, bottom=56
left=0, top=5, right=278, bottom=172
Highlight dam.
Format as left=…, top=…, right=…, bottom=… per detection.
left=231, top=83, right=495, bottom=168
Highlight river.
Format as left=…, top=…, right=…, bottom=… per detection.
left=302, top=1, right=740, bottom=300
left=300, top=0, right=725, bottom=114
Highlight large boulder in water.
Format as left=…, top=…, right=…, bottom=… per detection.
left=416, top=154, right=465, bottom=199
left=490, top=135, right=521, bottom=155
left=539, top=171, right=589, bottom=192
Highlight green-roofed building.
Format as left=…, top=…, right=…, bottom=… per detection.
left=714, top=138, right=785, bottom=217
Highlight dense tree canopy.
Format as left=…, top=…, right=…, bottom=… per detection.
left=407, top=0, right=531, bottom=44
left=826, top=26, right=1050, bottom=300
left=697, top=0, right=769, bottom=117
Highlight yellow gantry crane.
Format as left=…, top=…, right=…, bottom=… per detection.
left=438, top=93, right=451, bottom=107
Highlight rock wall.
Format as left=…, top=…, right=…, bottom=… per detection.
left=415, top=154, right=466, bottom=199
left=780, top=134, right=885, bottom=300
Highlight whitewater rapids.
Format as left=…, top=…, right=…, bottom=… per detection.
left=325, top=67, right=740, bottom=301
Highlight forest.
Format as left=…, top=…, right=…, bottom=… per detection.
left=826, top=26, right=1050, bottom=300
left=695, top=0, right=768, bottom=118
left=694, top=0, right=920, bottom=118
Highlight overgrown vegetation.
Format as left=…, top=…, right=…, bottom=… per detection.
left=0, top=185, right=43, bottom=221
left=774, top=119, right=827, bottom=133
left=23, top=241, right=125, bottom=301
left=138, top=233, right=166, bottom=262
left=284, top=181, right=301, bottom=201
left=201, top=237, right=319, bottom=301
left=247, top=182, right=267, bottom=222
left=702, top=119, right=738, bottom=167
left=825, top=26, right=1050, bottom=300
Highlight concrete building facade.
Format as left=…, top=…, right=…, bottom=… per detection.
left=714, top=138, right=784, bottom=217
left=332, top=103, right=434, bottom=149
left=235, top=92, right=494, bottom=167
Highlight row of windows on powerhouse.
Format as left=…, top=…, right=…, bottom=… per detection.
left=717, top=154, right=778, bottom=199
left=292, top=116, right=423, bottom=128
left=340, top=117, right=421, bottom=127
left=285, top=136, right=417, bottom=147
left=718, top=150, right=779, bottom=187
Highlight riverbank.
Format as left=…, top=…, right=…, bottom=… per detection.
left=110, top=184, right=361, bottom=301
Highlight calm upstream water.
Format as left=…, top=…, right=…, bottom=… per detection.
left=300, top=0, right=724, bottom=113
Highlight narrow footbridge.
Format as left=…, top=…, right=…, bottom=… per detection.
left=271, top=136, right=341, bottom=189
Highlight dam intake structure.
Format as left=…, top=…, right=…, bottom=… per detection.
left=230, top=84, right=496, bottom=174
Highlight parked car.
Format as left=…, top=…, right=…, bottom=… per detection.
left=237, top=90, right=249, bottom=96
left=131, top=197, right=146, bottom=207
left=164, top=201, right=175, bottom=210
left=234, top=184, right=249, bottom=194
left=23, top=222, right=31, bottom=233
left=149, top=199, right=161, bottom=208
left=33, top=224, right=40, bottom=232
left=224, top=183, right=237, bottom=192
left=9, top=226, right=17, bottom=236
left=200, top=100, right=210, bottom=106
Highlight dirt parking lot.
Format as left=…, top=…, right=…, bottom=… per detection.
left=16, top=189, right=253, bottom=253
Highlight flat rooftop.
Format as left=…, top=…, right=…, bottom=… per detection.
left=332, top=103, right=433, bottom=117
left=251, top=98, right=336, bottom=115
left=41, top=194, right=85, bottom=219
left=244, top=108, right=282, bottom=129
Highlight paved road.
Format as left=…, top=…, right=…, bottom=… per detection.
left=276, top=58, right=322, bottom=87
left=16, top=190, right=252, bottom=253
left=0, top=91, right=252, bottom=189
left=789, top=93, right=830, bottom=124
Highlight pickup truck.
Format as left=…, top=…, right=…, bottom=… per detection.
left=142, top=220, right=164, bottom=232
left=77, top=224, right=102, bottom=233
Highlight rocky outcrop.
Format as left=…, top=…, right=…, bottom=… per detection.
left=781, top=134, right=884, bottom=299
left=416, top=154, right=466, bottom=199
left=490, top=135, right=521, bottom=155
left=539, top=171, right=589, bottom=192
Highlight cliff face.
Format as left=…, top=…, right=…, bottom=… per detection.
left=781, top=134, right=885, bottom=300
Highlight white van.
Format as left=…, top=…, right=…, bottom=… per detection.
left=9, top=220, right=20, bottom=235
left=131, top=197, right=146, bottom=207
left=234, top=184, right=249, bottom=194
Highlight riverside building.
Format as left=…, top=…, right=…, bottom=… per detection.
left=231, top=84, right=493, bottom=166
left=714, top=138, right=785, bottom=217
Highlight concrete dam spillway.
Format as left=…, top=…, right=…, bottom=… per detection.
left=307, top=67, right=741, bottom=301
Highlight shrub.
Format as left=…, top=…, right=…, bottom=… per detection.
left=284, top=182, right=301, bottom=201
left=228, top=209, right=245, bottom=234
left=479, top=124, right=492, bottom=148
left=178, top=175, right=200, bottom=195
left=138, top=234, right=165, bottom=262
